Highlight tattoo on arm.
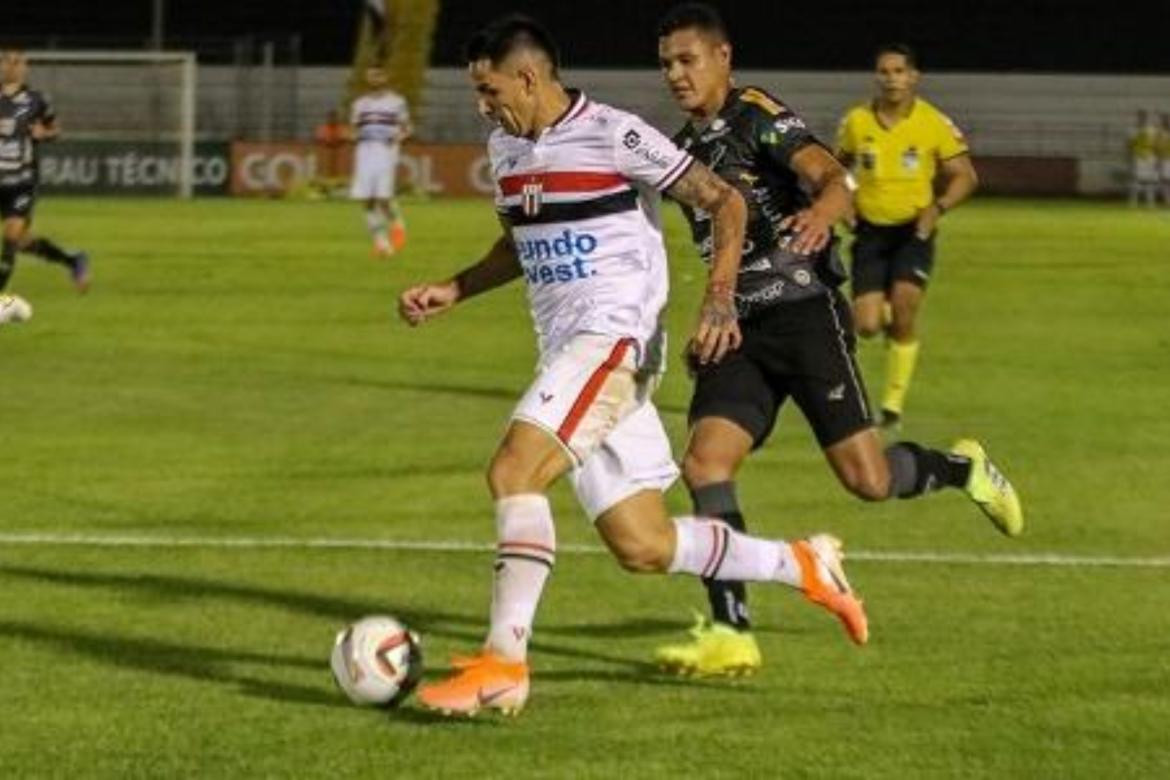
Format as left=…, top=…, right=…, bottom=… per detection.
left=666, top=161, right=743, bottom=272
left=666, top=161, right=734, bottom=214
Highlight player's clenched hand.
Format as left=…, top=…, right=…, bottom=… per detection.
left=689, top=284, right=741, bottom=365
left=914, top=205, right=940, bottom=240
left=397, top=281, right=459, bottom=326
left=779, top=208, right=834, bottom=255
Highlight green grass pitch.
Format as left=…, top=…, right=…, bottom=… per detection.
left=1, top=197, right=1168, bottom=777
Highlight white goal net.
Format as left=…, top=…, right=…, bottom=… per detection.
left=25, top=50, right=197, bottom=197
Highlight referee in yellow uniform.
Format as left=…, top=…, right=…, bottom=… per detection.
left=836, top=43, right=978, bottom=430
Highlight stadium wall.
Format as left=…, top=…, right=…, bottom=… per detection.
left=40, top=66, right=1170, bottom=196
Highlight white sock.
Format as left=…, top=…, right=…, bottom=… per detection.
left=486, top=494, right=555, bottom=662
left=669, top=517, right=803, bottom=589
left=365, top=210, right=387, bottom=240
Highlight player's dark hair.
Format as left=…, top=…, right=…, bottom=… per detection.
left=464, top=14, right=560, bottom=78
left=657, top=3, right=729, bottom=42
left=876, top=43, right=918, bottom=69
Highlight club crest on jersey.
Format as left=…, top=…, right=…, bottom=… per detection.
left=521, top=180, right=543, bottom=217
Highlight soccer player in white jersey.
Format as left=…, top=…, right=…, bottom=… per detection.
left=350, top=66, right=411, bottom=257
left=395, top=15, right=869, bottom=717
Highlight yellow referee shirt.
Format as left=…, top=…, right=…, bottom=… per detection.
left=1130, top=126, right=1160, bottom=161
left=836, top=98, right=969, bottom=225
left=1157, top=129, right=1170, bottom=162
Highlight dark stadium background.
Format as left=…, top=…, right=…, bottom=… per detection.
left=10, top=0, right=1167, bottom=72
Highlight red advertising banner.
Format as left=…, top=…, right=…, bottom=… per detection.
left=229, top=141, right=493, bottom=197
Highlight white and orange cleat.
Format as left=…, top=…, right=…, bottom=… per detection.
left=791, top=534, right=869, bottom=646
left=416, top=651, right=529, bottom=717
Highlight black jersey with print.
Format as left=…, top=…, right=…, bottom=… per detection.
left=0, top=86, right=54, bottom=187
left=672, top=86, right=846, bottom=317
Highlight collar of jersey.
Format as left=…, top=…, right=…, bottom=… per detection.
left=870, top=97, right=920, bottom=131
left=545, top=89, right=588, bottom=134
left=685, top=85, right=741, bottom=137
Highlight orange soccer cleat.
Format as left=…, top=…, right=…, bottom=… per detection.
left=416, top=651, right=530, bottom=717
left=791, top=534, right=869, bottom=646
left=389, top=221, right=407, bottom=252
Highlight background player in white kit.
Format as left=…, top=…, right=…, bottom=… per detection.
left=350, top=66, right=411, bottom=256
left=395, top=15, right=868, bottom=718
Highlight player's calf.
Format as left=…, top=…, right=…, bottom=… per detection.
left=0, top=238, right=16, bottom=290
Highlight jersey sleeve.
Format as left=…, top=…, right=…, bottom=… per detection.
left=486, top=131, right=509, bottom=214
left=738, top=88, right=819, bottom=169
left=612, top=112, right=693, bottom=191
left=935, top=110, right=969, bottom=160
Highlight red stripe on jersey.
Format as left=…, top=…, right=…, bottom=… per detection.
left=556, top=339, right=633, bottom=445
left=498, top=171, right=627, bottom=197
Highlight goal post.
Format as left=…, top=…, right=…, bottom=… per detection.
left=25, top=50, right=197, bottom=198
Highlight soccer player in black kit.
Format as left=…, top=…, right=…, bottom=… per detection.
left=653, top=4, right=1023, bottom=676
left=0, top=49, right=90, bottom=296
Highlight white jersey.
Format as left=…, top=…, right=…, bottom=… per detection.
left=490, top=90, right=694, bottom=364
left=351, top=90, right=409, bottom=146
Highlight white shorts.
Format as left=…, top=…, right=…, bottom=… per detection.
left=510, top=333, right=678, bottom=520
left=350, top=143, right=400, bottom=200
left=1133, top=159, right=1159, bottom=184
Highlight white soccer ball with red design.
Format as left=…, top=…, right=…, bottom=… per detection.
left=330, top=615, right=423, bottom=707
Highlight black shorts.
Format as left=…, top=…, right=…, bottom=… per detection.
left=688, top=290, right=874, bottom=449
left=850, top=219, right=935, bottom=295
left=0, top=184, right=36, bottom=221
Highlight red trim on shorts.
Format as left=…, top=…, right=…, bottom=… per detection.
left=556, top=338, right=634, bottom=445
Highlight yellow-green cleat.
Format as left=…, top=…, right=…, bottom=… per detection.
left=951, top=439, right=1024, bottom=537
left=655, top=615, right=762, bottom=677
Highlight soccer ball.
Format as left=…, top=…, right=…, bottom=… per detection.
left=0, top=293, right=33, bottom=324
left=330, top=615, right=423, bottom=707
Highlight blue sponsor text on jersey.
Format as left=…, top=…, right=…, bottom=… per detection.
left=516, top=229, right=599, bottom=286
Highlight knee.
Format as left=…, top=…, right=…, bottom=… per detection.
left=486, top=446, right=532, bottom=498
left=853, top=308, right=883, bottom=339
left=841, top=468, right=891, bottom=502
left=682, top=448, right=736, bottom=490
left=610, top=531, right=673, bottom=574
left=888, top=310, right=917, bottom=341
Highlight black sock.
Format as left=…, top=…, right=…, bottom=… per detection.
left=24, top=237, right=76, bottom=268
left=886, top=442, right=973, bottom=498
left=691, top=481, right=751, bottom=631
left=0, top=238, right=15, bottom=290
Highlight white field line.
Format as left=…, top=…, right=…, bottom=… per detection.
left=0, top=533, right=1167, bottom=568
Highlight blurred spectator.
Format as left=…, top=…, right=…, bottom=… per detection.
left=1158, top=112, right=1170, bottom=207
left=1127, top=109, right=1158, bottom=207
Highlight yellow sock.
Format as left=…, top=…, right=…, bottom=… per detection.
left=882, top=339, right=920, bottom=415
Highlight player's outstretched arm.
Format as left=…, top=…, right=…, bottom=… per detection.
left=781, top=145, right=855, bottom=254
left=397, top=224, right=522, bottom=327
left=666, top=161, right=747, bottom=365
